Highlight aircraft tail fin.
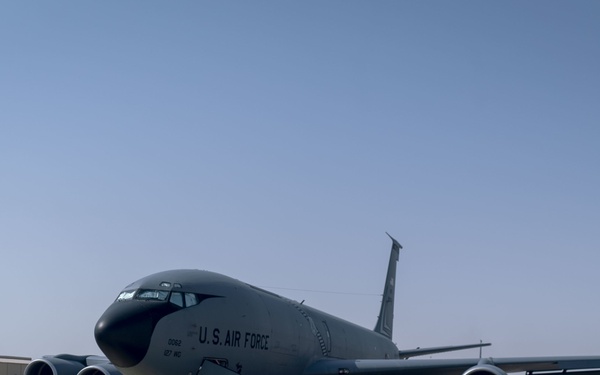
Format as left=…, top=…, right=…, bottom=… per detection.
left=374, top=233, right=402, bottom=339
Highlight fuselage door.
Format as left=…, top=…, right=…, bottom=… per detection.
left=197, top=358, right=236, bottom=375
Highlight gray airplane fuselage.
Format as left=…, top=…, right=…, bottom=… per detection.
left=27, top=237, right=600, bottom=375
left=94, top=269, right=400, bottom=375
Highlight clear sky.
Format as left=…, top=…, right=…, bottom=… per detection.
left=1, top=1, right=599, bottom=361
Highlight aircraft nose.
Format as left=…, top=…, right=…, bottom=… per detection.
left=94, top=301, right=177, bottom=368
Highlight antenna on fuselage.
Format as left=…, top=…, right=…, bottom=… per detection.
left=374, top=233, right=402, bottom=339
left=479, top=340, right=483, bottom=359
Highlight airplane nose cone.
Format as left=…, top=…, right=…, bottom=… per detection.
left=95, top=302, right=177, bottom=368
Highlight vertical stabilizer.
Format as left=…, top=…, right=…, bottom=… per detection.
left=374, top=233, right=402, bottom=339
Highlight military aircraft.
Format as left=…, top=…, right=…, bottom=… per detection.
left=25, top=234, right=600, bottom=375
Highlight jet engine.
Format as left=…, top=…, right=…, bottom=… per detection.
left=75, top=363, right=121, bottom=375
left=24, top=355, right=122, bottom=375
left=463, top=360, right=508, bottom=375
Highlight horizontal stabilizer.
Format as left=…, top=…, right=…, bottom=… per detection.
left=398, top=342, right=492, bottom=359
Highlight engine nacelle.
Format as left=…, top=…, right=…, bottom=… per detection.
left=77, top=363, right=122, bottom=375
left=24, top=355, right=121, bottom=375
left=25, top=357, right=85, bottom=375
left=463, top=363, right=508, bottom=375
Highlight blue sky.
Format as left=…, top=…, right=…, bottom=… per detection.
left=1, top=1, right=599, bottom=360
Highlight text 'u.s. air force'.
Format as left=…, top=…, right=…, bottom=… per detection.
left=199, top=326, right=269, bottom=350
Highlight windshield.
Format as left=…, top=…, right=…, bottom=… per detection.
left=117, top=290, right=136, bottom=301
left=136, top=289, right=169, bottom=301
left=115, top=288, right=203, bottom=307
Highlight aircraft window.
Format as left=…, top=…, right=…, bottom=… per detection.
left=174, top=283, right=182, bottom=288
left=117, top=290, right=136, bottom=301
left=160, top=282, right=171, bottom=288
left=185, top=293, right=199, bottom=307
left=136, top=289, right=169, bottom=301
left=170, top=292, right=184, bottom=307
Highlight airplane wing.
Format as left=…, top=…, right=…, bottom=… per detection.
left=303, top=356, right=600, bottom=375
left=398, top=343, right=491, bottom=359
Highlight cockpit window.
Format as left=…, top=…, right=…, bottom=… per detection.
left=170, top=292, right=184, bottom=307
left=136, top=289, right=169, bottom=301
left=117, top=290, right=136, bottom=301
left=185, top=293, right=199, bottom=307
left=116, top=288, right=205, bottom=308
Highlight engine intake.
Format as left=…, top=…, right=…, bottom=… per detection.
left=463, top=363, right=508, bottom=375
left=24, top=355, right=121, bottom=375
left=25, top=357, right=84, bottom=375
left=76, top=363, right=122, bottom=375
